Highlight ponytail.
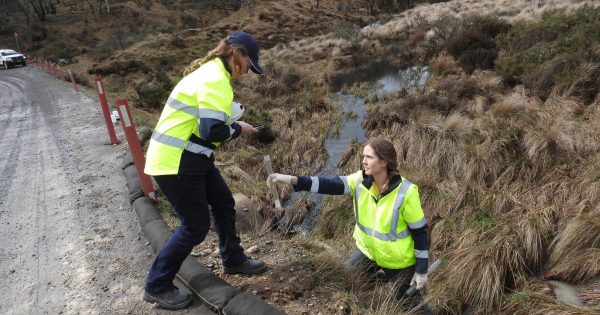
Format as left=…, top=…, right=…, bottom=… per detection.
left=183, top=37, right=246, bottom=79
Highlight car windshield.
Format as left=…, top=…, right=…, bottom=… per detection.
left=1, top=51, right=18, bottom=56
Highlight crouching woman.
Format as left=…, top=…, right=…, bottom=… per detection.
left=268, top=137, right=432, bottom=313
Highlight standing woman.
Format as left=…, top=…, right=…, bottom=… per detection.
left=268, top=137, right=432, bottom=312
left=143, top=31, right=267, bottom=310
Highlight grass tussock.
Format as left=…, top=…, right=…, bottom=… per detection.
left=439, top=227, right=527, bottom=313
left=502, top=287, right=596, bottom=315
left=514, top=211, right=554, bottom=273
left=580, top=280, right=600, bottom=309
left=546, top=217, right=600, bottom=283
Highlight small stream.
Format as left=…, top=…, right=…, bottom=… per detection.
left=283, top=66, right=430, bottom=235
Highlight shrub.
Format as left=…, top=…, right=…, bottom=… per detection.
left=134, top=72, right=174, bottom=109
left=495, top=6, right=600, bottom=102
left=88, top=60, right=149, bottom=76
left=446, top=29, right=497, bottom=73
left=439, top=16, right=509, bottom=73
left=70, top=71, right=91, bottom=87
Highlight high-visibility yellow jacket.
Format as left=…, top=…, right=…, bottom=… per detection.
left=295, top=171, right=429, bottom=271
left=145, top=58, right=240, bottom=176
left=346, top=171, right=426, bottom=269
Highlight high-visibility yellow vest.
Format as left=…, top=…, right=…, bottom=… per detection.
left=343, top=171, right=426, bottom=269
left=144, top=58, right=234, bottom=175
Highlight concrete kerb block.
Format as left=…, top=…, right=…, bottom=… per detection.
left=223, top=292, right=286, bottom=315
left=141, top=219, right=172, bottom=250
left=132, top=197, right=162, bottom=226
left=137, top=127, right=152, bottom=145
left=185, top=271, right=241, bottom=313
left=121, top=127, right=152, bottom=170
left=122, top=151, right=135, bottom=170
left=123, top=165, right=144, bottom=204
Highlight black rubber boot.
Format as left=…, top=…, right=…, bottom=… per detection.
left=143, top=287, right=192, bottom=310
left=223, top=259, right=267, bottom=275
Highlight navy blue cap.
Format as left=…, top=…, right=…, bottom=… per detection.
left=226, top=31, right=263, bottom=75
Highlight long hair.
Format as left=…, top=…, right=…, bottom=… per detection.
left=365, top=137, right=400, bottom=189
left=183, top=37, right=247, bottom=78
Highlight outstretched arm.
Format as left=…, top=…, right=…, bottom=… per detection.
left=268, top=174, right=348, bottom=195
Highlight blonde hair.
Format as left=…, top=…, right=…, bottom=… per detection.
left=183, top=37, right=247, bottom=79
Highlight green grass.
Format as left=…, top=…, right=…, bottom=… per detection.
left=156, top=198, right=179, bottom=229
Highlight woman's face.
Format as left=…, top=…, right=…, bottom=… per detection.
left=362, top=145, right=387, bottom=176
left=235, top=49, right=251, bottom=76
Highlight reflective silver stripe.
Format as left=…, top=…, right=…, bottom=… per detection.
left=228, top=125, right=236, bottom=138
left=152, top=131, right=213, bottom=157
left=310, top=176, right=319, bottom=193
left=185, top=141, right=214, bottom=156
left=415, top=249, right=429, bottom=259
left=408, top=217, right=427, bottom=229
left=390, top=179, right=413, bottom=239
left=354, top=178, right=362, bottom=223
left=199, top=108, right=228, bottom=122
left=340, top=176, right=350, bottom=195
left=359, top=226, right=410, bottom=241
left=167, top=97, right=199, bottom=117
left=152, top=131, right=184, bottom=148
left=354, top=177, right=413, bottom=242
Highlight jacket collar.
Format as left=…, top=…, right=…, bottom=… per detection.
left=361, top=170, right=402, bottom=198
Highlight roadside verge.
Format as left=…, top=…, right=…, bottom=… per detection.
left=122, top=129, right=283, bottom=315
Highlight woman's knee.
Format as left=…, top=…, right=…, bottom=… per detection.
left=179, top=225, right=209, bottom=244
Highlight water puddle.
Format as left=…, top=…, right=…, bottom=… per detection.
left=280, top=66, right=430, bottom=234
left=547, top=280, right=584, bottom=307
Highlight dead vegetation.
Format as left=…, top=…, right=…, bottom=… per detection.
left=136, top=1, right=600, bottom=313
left=11, top=0, right=600, bottom=314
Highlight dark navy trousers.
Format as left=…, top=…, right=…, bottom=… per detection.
left=145, top=159, right=247, bottom=294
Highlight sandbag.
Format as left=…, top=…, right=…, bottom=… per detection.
left=132, top=197, right=161, bottom=226
left=123, top=165, right=144, bottom=204
left=223, top=291, right=284, bottom=315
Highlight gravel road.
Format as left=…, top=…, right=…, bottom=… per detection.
left=0, top=66, right=212, bottom=314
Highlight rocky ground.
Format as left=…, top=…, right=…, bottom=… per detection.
left=0, top=65, right=213, bottom=314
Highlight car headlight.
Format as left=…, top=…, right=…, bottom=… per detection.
left=6, top=57, right=12, bottom=61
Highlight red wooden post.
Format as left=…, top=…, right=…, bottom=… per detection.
left=51, top=62, right=57, bottom=78
left=54, top=64, right=60, bottom=79
left=68, top=69, right=79, bottom=93
left=95, top=77, right=120, bottom=145
left=116, top=99, right=155, bottom=198
left=57, top=65, right=66, bottom=84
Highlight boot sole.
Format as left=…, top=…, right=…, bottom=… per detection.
left=143, top=292, right=192, bottom=310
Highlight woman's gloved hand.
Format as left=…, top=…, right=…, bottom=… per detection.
left=267, top=173, right=293, bottom=186
left=410, top=272, right=428, bottom=290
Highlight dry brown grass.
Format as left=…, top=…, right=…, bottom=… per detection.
left=502, top=287, right=596, bottom=315
left=546, top=217, right=600, bottom=283
left=580, top=280, right=600, bottom=309
left=365, top=49, right=600, bottom=312
left=430, top=53, right=461, bottom=76
left=361, top=0, right=600, bottom=41
left=121, top=1, right=600, bottom=313
left=437, top=226, right=527, bottom=313
left=514, top=210, right=554, bottom=273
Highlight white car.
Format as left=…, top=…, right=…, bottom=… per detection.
left=0, top=49, right=27, bottom=69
